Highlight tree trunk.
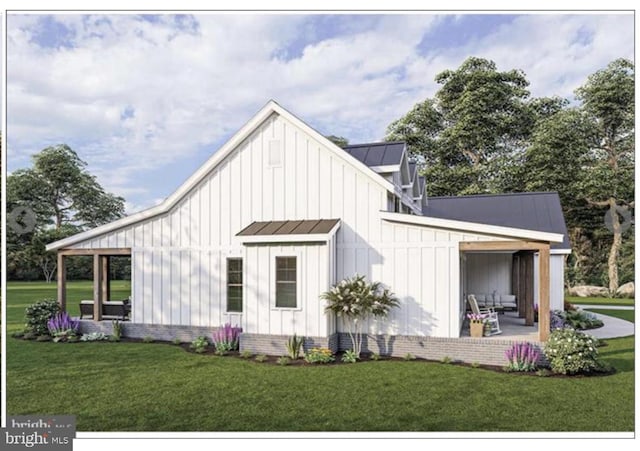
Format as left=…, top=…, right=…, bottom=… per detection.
left=607, top=198, right=622, bottom=294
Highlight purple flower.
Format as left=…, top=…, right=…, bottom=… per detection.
left=47, top=312, right=79, bottom=336
left=212, top=323, right=242, bottom=351
left=505, top=342, right=541, bottom=372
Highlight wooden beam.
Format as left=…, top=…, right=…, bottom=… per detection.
left=459, top=241, right=550, bottom=252
left=101, top=256, right=110, bottom=302
left=57, top=253, right=66, bottom=312
left=59, top=248, right=131, bottom=256
left=93, top=254, right=103, bottom=321
left=538, top=246, right=551, bottom=342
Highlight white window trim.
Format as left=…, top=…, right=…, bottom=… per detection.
left=270, top=249, right=303, bottom=312
left=223, top=250, right=245, bottom=314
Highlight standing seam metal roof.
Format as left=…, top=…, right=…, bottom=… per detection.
left=342, top=141, right=406, bottom=167
left=423, top=192, right=570, bottom=249
left=236, top=219, right=340, bottom=236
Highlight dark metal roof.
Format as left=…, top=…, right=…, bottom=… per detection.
left=237, top=219, right=340, bottom=236
left=342, top=141, right=405, bottom=168
left=423, top=192, right=570, bottom=249
left=408, top=162, right=417, bottom=181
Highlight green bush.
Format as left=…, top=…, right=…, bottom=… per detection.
left=544, top=328, right=602, bottom=375
left=240, top=350, right=252, bottom=359
left=112, top=320, right=123, bottom=341
left=190, top=336, right=209, bottom=354
left=404, top=353, right=417, bottom=361
left=277, top=356, right=290, bottom=366
left=172, top=338, right=182, bottom=345
left=254, top=354, right=268, bottom=363
left=369, top=353, right=381, bottom=361
left=341, top=350, right=358, bottom=363
left=25, top=299, right=60, bottom=336
left=562, top=310, right=604, bottom=330
left=304, top=347, right=335, bottom=364
left=142, top=336, right=154, bottom=343
left=285, top=334, right=304, bottom=359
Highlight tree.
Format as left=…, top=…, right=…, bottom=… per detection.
left=387, top=57, right=533, bottom=195
left=7, top=144, right=125, bottom=230
left=321, top=274, right=399, bottom=358
left=7, top=144, right=126, bottom=281
left=325, top=135, right=349, bottom=148
left=575, top=59, right=634, bottom=293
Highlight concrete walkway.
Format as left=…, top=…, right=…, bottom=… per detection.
left=577, top=310, right=635, bottom=339
left=574, top=304, right=634, bottom=311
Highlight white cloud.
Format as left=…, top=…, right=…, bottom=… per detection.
left=7, top=13, right=634, bottom=212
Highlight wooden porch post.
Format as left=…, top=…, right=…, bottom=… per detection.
left=93, top=254, right=103, bottom=321
left=538, top=246, right=551, bottom=342
left=57, top=253, right=66, bottom=312
left=101, top=256, right=110, bottom=302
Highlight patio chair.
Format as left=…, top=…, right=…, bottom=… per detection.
left=467, top=294, right=502, bottom=336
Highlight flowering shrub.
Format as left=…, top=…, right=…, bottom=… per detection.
left=80, top=332, right=109, bottom=342
left=550, top=310, right=567, bottom=330
left=543, top=328, right=601, bottom=375
left=47, top=312, right=80, bottom=342
left=212, top=323, right=241, bottom=354
left=505, top=342, right=541, bottom=372
left=466, top=313, right=486, bottom=323
left=25, top=299, right=61, bottom=336
left=304, top=347, right=335, bottom=364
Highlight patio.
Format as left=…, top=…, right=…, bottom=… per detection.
left=460, top=310, right=540, bottom=342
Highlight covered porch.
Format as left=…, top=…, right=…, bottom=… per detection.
left=460, top=240, right=550, bottom=342
left=56, top=247, right=132, bottom=321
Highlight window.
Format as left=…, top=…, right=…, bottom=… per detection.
left=227, top=258, right=243, bottom=312
left=275, top=256, right=297, bottom=308
left=394, top=196, right=401, bottom=213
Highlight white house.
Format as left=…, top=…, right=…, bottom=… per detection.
left=47, top=100, right=569, bottom=359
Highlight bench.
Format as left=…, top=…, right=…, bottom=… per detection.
left=470, top=293, right=517, bottom=312
left=79, top=300, right=131, bottom=321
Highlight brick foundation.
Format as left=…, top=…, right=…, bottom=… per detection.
left=78, top=321, right=544, bottom=366
left=239, top=333, right=339, bottom=356
left=78, top=320, right=216, bottom=342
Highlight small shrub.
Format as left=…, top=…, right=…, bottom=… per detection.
left=341, top=350, right=358, bottom=363
left=369, top=353, right=381, bottom=361
left=111, top=320, right=123, bottom=341
left=471, top=361, right=480, bottom=368
left=404, top=353, right=417, bottom=361
left=255, top=354, right=268, bottom=363
left=80, top=332, right=109, bottom=342
left=36, top=335, right=52, bottom=342
left=212, top=323, right=242, bottom=354
left=535, top=368, right=552, bottom=377
left=142, top=336, right=154, bottom=343
left=11, top=331, right=25, bottom=339
left=563, top=310, right=604, bottom=330
left=240, top=350, right=252, bottom=359
left=285, top=334, right=305, bottom=359
left=25, top=300, right=61, bottom=336
left=544, top=328, right=602, bottom=375
left=47, top=312, right=80, bottom=343
left=190, top=336, right=209, bottom=354
left=505, top=342, right=541, bottom=372
left=277, top=356, right=290, bottom=366
left=172, top=337, right=182, bottom=345
left=439, top=355, right=451, bottom=364
left=304, top=347, right=335, bottom=364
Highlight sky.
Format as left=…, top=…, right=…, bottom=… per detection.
left=6, top=13, right=635, bottom=214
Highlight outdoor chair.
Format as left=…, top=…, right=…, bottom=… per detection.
left=467, top=294, right=502, bottom=336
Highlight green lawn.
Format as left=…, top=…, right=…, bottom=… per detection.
left=566, top=296, right=634, bottom=306
left=4, top=281, right=635, bottom=432
left=586, top=308, right=635, bottom=324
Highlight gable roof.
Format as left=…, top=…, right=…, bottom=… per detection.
left=423, top=192, right=570, bottom=250
left=342, top=141, right=406, bottom=170
left=47, top=100, right=396, bottom=251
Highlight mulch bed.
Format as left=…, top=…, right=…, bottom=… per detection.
left=12, top=334, right=616, bottom=377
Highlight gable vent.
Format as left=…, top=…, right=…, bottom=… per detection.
left=268, top=140, right=282, bottom=166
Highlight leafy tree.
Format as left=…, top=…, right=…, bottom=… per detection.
left=7, top=144, right=125, bottom=229
left=574, top=59, right=634, bottom=293
left=325, top=135, right=349, bottom=148
left=387, top=57, right=533, bottom=195
left=322, top=274, right=398, bottom=358
left=7, top=144, right=126, bottom=281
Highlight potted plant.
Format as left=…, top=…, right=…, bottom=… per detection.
left=467, top=313, right=486, bottom=338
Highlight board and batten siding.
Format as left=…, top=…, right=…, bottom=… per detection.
left=335, top=221, right=516, bottom=338
left=65, top=112, right=387, bottom=333
left=464, top=253, right=512, bottom=298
